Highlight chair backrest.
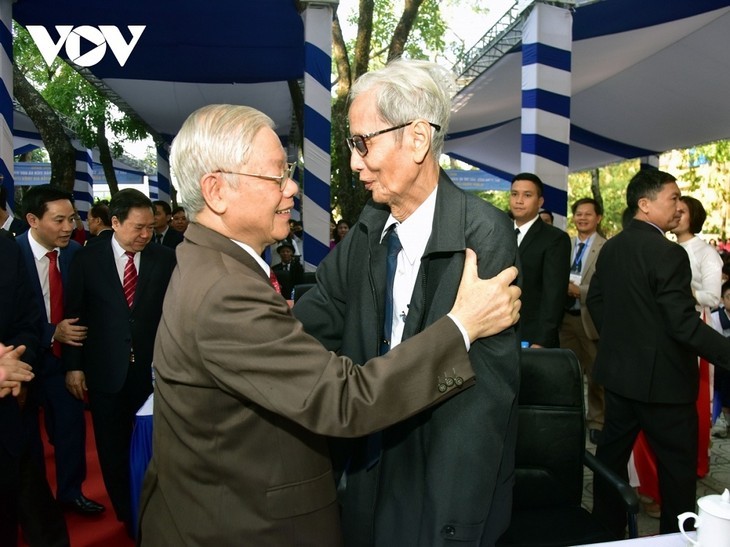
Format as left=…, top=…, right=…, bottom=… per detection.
left=291, top=283, right=315, bottom=303
left=514, top=348, right=586, bottom=510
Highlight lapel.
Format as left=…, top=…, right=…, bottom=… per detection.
left=98, top=240, right=130, bottom=310
left=583, top=234, right=605, bottom=275
left=519, top=218, right=544, bottom=254
left=17, top=232, right=44, bottom=307
left=133, top=246, right=157, bottom=310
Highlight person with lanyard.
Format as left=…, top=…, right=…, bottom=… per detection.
left=559, top=197, right=607, bottom=446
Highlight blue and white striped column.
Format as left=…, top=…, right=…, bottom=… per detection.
left=640, top=154, right=660, bottom=171
left=153, top=144, right=171, bottom=202
left=302, top=2, right=334, bottom=271
left=1, top=0, right=14, bottom=213
left=73, top=143, right=93, bottom=229
left=520, top=3, right=572, bottom=230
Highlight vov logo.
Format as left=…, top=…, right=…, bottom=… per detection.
left=26, top=25, right=146, bottom=68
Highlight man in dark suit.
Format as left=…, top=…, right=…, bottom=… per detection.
left=510, top=172, right=571, bottom=347
left=85, top=201, right=113, bottom=245
left=0, top=183, right=29, bottom=236
left=65, top=189, right=176, bottom=533
left=587, top=169, right=730, bottom=537
left=0, top=234, right=37, bottom=544
left=0, top=233, right=70, bottom=545
left=271, top=241, right=303, bottom=299
left=138, top=103, right=520, bottom=545
left=295, top=59, right=520, bottom=547
left=151, top=200, right=184, bottom=249
left=16, top=184, right=104, bottom=516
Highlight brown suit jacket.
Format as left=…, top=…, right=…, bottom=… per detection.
left=138, top=223, right=475, bottom=546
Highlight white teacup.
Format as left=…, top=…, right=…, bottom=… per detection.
left=678, top=489, right=730, bottom=547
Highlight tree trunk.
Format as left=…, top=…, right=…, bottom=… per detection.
left=388, top=0, right=425, bottom=61
left=590, top=168, right=602, bottom=211
left=96, top=119, right=119, bottom=196
left=13, top=65, right=76, bottom=192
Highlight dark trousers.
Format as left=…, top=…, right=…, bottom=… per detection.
left=88, top=364, right=152, bottom=523
left=0, top=446, right=20, bottom=547
left=18, top=450, right=70, bottom=547
left=593, top=390, right=697, bottom=537
left=38, top=366, right=87, bottom=501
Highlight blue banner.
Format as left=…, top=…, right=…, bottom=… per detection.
left=445, top=169, right=511, bottom=192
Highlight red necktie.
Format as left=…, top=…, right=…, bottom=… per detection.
left=123, top=251, right=138, bottom=308
left=46, top=250, right=63, bottom=358
left=269, top=269, right=282, bottom=295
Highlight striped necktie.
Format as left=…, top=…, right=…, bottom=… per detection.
left=123, top=251, right=138, bottom=308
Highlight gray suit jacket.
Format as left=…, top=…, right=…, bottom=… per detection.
left=138, top=222, right=475, bottom=546
left=295, top=173, right=520, bottom=546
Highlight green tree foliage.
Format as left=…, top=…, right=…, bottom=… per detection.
left=673, top=140, right=730, bottom=239
left=331, top=0, right=474, bottom=223
left=567, top=160, right=639, bottom=238
left=13, top=24, right=149, bottom=195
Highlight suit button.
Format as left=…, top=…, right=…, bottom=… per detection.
left=442, top=525, right=456, bottom=537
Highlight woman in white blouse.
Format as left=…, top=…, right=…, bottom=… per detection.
left=673, top=195, right=722, bottom=476
left=672, top=195, right=723, bottom=315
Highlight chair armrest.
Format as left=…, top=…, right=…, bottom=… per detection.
left=584, top=450, right=640, bottom=515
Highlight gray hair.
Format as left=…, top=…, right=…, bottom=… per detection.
left=170, top=104, right=275, bottom=222
left=349, top=58, right=455, bottom=158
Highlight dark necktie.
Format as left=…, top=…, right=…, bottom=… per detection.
left=571, top=242, right=586, bottom=273
left=368, top=226, right=402, bottom=469
left=46, top=250, right=63, bottom=358
left=380, top=227, right=402, bottom=356
left=269, top=270, right=282, bottom=295
left=123, top=251, right=138, bottom=308
left=155, top=233, right=163, bottom=245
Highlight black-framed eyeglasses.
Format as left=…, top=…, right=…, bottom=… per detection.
left=215, top=162, right=296, bottom=191
left=345, top=121, right=441, bottom=157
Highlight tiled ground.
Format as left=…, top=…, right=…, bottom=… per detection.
left=581, top=433, right=730, bottom=537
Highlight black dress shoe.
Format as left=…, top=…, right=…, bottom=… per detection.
left=589, top=428, right=602, bottom=445
left=61, top=495, right=106, bottom=515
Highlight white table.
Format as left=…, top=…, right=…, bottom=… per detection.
left=576, top=531, right=695, bottom=546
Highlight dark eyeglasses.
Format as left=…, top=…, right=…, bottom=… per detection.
left=346, top=121, right=441, bottom=157
left=215, top=162, right=296, bottom=191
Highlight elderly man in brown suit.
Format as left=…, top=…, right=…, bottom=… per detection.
left=137, top=104, right=521, bottom=546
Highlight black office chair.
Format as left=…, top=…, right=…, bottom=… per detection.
left=291, top=283, right=315, bottom=303
left=497, top=348, right=639, bottom=547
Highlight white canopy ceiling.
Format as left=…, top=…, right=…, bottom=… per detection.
left=445, top=0, right=730, bottom=179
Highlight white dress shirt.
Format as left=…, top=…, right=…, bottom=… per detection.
left=112, top=235, right=141, bottom=284
left=514, top=215, right=539, bottom=246
left=27, top=230, right=58, bottom=321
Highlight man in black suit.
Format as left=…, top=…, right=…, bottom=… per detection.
left=0, top=183, right=29, bottom=236
left=85, top=201, right=113, bottom=245
left=271, top=241, right=303, bottom=299
left=587, top=169, right=730, bottom=537
left=0, top=233, right=70, bottom=545
left=510, top=173, right=571, bottom=347
left=152, top=200, right=184, bottom=249
left=65, top=189, right=176, bottom=533
left=16, top=185, right=104, bottom=516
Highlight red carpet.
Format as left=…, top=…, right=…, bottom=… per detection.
left=20, top=409, right=135, bottom=547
